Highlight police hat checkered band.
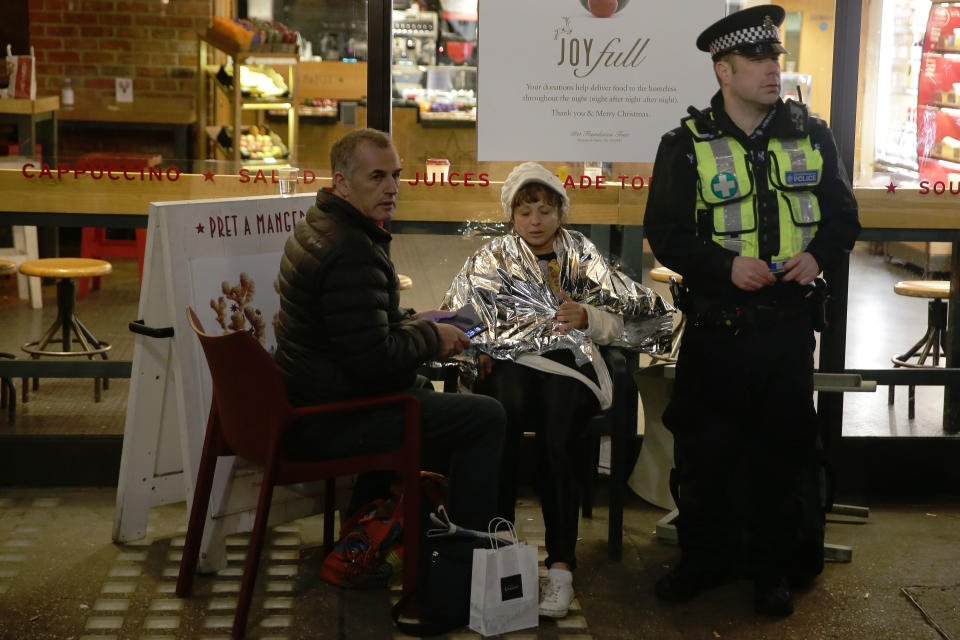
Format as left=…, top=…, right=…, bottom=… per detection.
left=709, top=18, right=781, bottom=57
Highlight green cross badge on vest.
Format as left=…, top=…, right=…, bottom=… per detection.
left=711, top=172, right=739, bottom=199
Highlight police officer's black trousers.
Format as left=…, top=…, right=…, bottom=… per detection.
left=475, top=355, right=598, bottom=570
left=663, top=314, right=825, bottom=579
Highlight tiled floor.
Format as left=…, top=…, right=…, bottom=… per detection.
left=1, top=487, right=959, bottom=639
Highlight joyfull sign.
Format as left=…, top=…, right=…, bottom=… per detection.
left=478, top=0, right=722, bottom=162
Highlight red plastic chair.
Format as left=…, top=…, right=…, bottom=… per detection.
left=78, top=227, right=146, bottom=298
left=176, top=306, right=422, bottom=639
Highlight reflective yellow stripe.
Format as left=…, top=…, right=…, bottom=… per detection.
left=685, top=116, right=822, bottom=261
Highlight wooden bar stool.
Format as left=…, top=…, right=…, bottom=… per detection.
left=18, top=258, right=113, bottom=402
left=889, top=280, right=949, bottom=419
left=0, top=259, right=18, bottom=419
left=649, top=266, right=684, bottom=362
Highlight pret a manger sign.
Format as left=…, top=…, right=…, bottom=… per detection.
left=478, top=0, right=722, bottom=162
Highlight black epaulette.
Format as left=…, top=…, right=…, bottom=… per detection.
left=662, top=126, right=683, bottom=141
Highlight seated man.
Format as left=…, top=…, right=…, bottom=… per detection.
left=273, top=128, right=505, bottom=531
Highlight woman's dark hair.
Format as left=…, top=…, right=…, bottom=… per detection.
left=510, top=182, right=564, bottom=216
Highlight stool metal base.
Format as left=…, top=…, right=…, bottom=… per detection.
left=888, top=297, right=946, bottom=420
left=19, top=278, right=111, bottom=403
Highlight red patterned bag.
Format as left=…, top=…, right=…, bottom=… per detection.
left=319, top=496, right=403, bottom=588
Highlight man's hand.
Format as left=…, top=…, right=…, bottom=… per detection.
left=477, top=353, right=494, bottom=382
left=781, top=252, right=820, bottom=286
left=731, top=256, right=777, bottom=291
left=434, top=322, right=471, bottom=359
left=415, top=309, right=457, bottom=322
left=555, top=291, right=588, bottom=333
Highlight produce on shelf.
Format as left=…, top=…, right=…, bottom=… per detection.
left=217, top=124, right=289, bottom=160
left=208, top=16, right=299, bottom=52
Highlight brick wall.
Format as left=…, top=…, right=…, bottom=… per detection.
left=29, top=0, right=212, bottom=101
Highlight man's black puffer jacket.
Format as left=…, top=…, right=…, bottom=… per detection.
left=274, top=189, right=441, bottom=406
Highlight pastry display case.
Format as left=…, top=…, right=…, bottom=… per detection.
left=392, top=64, right=476, bottom=126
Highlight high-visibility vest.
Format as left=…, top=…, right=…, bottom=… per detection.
left=684, top=115, right=822, bottom=261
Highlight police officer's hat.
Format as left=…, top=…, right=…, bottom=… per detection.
left=696, top=5, right=788, bottom=60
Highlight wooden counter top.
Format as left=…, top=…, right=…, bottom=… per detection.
left=58, top=97, right=196, bottom=125
left=0, top=168, right=283, bottom=215
left=0, top=168, right=957, bottom=231
left=0, top=95, right=60, bottom=114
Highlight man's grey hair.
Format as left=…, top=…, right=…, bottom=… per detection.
left=330, top=128, right=394, bottom=179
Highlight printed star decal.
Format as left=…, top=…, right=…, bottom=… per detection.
left=886, top=181, right=897, bottom=194
left=231, top=304, right=239, bottom=313
left=195, top=223, right=205, bottom=234
left=203, top=170, right=215, bottom=182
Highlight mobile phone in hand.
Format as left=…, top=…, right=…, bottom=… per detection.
left=437, top=304, right=485, bottom=338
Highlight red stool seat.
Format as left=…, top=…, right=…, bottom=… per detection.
left=76, top=152, right=158, bottom=298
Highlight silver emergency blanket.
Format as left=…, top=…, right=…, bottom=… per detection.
left=440, top=228, right=675, bottom=374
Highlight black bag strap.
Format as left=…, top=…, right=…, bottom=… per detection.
left=390, top=593, right=462, bottom=638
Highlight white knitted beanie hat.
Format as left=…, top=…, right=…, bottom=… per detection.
left=500, top=162, right=570, bottom=220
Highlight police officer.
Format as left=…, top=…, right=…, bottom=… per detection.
left=643, top=5, right=860, bottom=616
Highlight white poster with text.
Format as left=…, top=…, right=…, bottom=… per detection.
left=478, top=0, right=723, bottom=162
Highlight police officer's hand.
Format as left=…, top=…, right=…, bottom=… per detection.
left=477, top=353, right=494, bottom=382
left=781, top=252, right=820, bottom=286
left=731, top=256, right=776, bottom=291
left=555, top=291, right=588, bottom=333
left=434, top=322, right=471, bottom=359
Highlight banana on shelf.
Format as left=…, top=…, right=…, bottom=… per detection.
left=216, top=64, right=289, bottom=99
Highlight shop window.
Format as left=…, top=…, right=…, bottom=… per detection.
left=254, top=0, right=370, bottom=174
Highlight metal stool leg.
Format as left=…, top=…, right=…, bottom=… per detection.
left=890, top=298, right=947, bottom=419
left=0, top=353, right=15, bottom=421
left=20, top=277, right=112, bottom=402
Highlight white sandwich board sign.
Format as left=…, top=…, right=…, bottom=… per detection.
left=113, top=192, right=348, bottom=571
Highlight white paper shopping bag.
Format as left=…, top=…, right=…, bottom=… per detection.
left=6, top=45, right=36, bottom=100
left=468, top=518, right=538, bottom=637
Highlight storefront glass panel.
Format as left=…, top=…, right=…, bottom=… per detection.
left=850, top=0, right=960, bottom=438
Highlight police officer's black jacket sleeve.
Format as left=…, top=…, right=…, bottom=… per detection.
left=643, top=127, right=737, bottom=291
left=804, top=118, right=861, bottom=272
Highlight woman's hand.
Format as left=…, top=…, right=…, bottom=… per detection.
left=554, top=291, right=588, bottom=333
left=477, top=353, right=494, bottom=382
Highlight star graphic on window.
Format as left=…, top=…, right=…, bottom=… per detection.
left=203, top=170, right=215, bottom=182
left=195, top=223, right=205, bottom=234
left=886, top=181, right=897, bottom=194
left=231, top=304, right=239, bottom=313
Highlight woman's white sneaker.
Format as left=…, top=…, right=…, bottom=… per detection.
left=539, top=568, right=574, bottom=618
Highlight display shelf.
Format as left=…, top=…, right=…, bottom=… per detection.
left=417, top=110, right=476, bottom=127
left=196, top=32, right=298, bottom=166
left=928, top=154, right=960, bottom=166
left=202, top=66, right=292, bottom=106
left=199, top=31, right=298, bottom=61
left=204, top=124, right=290, bottom=163
left=268, top=105, right=337, bottom=117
